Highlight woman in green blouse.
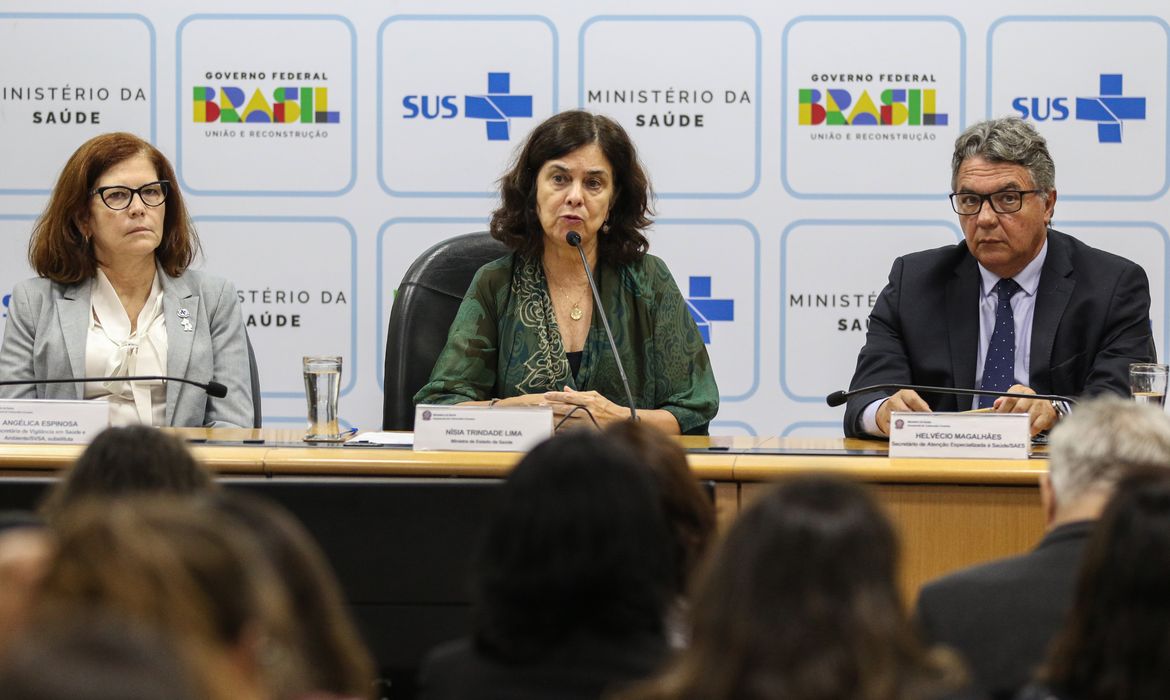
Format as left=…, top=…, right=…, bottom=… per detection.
left=414, top=110, right=718, bottom=435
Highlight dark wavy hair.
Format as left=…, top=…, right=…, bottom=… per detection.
left=39, top=426, right=214, bottom=523
left=1042, top=468, right=1170, bottom=700
left=490, top=110, right=653, bottom=265
left=29, top=132, right=199, bottom=284
left=472, top=429, right=675, bottom=663
left=620, top=476, right=965, bottom=700
left=605, top=420, right=715, bottom=596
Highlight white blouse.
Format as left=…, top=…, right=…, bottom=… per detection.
left=84, top=268, right=168, bottom=426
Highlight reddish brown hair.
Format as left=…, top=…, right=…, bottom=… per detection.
left=28, top=132, right=199, bottom=284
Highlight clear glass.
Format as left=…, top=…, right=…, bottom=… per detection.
left=1129, top=363, right=1169, bottom=407
left=303, top=355, right=342, bottom=440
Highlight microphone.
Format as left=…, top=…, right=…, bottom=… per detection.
left=0, top=375, right=228, bottom=399
left=566, top=231, right=637, bottom=421
left=826, top=383, right=1076, bottom=410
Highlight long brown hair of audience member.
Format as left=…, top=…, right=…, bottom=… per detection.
left=1040, top=468, right=1170, bottom=700
left=0, top=609, right=222, bottom=700
left=198, top=491, right=375, bottom=699
left=33, top=497, right=305, bottom=700
left=39, top=426, right=214, bottom=522
left=620, top=475, right=966, bottom=700
left=605, top=421, right=715, bottom=595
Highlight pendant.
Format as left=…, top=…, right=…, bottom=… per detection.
left=570, top=304, right=583, bottom=321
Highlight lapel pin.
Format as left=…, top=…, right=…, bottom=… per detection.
left=177, top=308, right=190, bottom=319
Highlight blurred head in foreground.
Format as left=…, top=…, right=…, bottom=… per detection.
left=622, top=475, right=966, bottom=700
left=473, top=429, right=677, bottom=662
left=1044, top=397, right=1170, bottom=527
left=1041, top=469, right=1170, bottom=700
left=198, top=490, right=375, bottom=698
left=32, top=497, right=302, bottom=699
left=40, top=425, right=214, bottom=522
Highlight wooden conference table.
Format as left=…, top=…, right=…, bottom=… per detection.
left=0, top=429, right=1047, bottom=600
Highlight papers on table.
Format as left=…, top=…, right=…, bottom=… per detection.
left=344, top=431, right=414, bottom=447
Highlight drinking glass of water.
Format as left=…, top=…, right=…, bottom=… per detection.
left=303, top=355, right=343, bottom=441
left=1129, top=363, right=1169, bottom=407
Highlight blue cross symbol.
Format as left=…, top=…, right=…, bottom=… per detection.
left=685, top=276, right=734, bottom=344
left=464, top=72, right=533, bottom=141
left=1075, top=74, right=1146, bottom=144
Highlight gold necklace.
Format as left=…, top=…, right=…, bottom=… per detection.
left=566, top=289, right=586, bottom=321
left=553, top=281, right=587, bottom=322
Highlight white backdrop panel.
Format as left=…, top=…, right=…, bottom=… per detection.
left=195, top=217, right=358, bottom=403
left=780, top=221, right=962, bottom=403
left=580, top=16, right=760, bottom=197
left=988, top=17, right=1168, bottom=199
left=177, top=14, right=356, bottom=195
left=378, top=16, right=557, bottom=196
left=0, top=14, right=154, bottom=193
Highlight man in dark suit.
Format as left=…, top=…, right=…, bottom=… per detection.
left=843, top=117, right=1155, bottom=439
left=914, top=397, right=1170, bottom=699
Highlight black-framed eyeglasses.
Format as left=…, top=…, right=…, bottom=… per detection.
left=949, top=189, right=1041, bottom=216
left=91, top=181, right=170, bottom=210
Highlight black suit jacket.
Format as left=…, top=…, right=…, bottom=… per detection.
left=914, top=521, right=1094, bottom=700
left=844, top=230, right=1155, bottom=436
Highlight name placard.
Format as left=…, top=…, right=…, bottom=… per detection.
left=0, top=399, right=109, bottom=444
left=413, top=404, right=553, bottom=452
left=888, top=412, right=1030, bottom=459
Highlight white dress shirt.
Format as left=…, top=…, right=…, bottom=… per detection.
left=83, top=268, right=168, bottom=426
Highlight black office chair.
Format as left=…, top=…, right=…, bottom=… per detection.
left=245, top=330, right=262, bottom=429
left=382, top=232, right=509, bottom=431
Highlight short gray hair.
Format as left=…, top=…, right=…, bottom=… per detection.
left=1048, top=397, right=1170, bottom=504
left=951, top=117, right=1056, bottom=193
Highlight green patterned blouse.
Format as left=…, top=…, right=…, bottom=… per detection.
left=414, top=252, right=719, bottom=435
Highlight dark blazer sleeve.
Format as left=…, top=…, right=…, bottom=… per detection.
left=1077, top=259, right=1156, bottom=396
left=1031, top=231, right=1156, bottom=400
left=843, top=256, right=912, bottom=437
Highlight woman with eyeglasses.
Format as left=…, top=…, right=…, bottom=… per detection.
left=0, top=132, right=253, bottom=427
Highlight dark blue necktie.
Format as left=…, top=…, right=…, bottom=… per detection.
left=979, top=278, right=1022, bottom=408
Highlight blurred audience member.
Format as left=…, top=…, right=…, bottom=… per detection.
left=606, top=420, right=715, bottom=595
left=200, top=490, right=375, bottom=699
left=418, top=430, right=677, bottom=700
left=39, top=425, right=214, bottom=521
left=1020, top=469, right=1170, bottom=700
left=33, top=497, right=304, bottom=699
left=0, top=610, right=250, bottom=700
left=621, top=475, right=969, bottom=700
left=916, top=398, right=1170, bottom=698
left=0, top=515, right=50, bottom=659
left=606, top=420, right=715, bottom=646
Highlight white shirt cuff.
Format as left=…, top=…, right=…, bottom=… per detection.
left=860, top=398, right=888, bottom=437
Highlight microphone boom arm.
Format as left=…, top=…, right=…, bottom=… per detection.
left=0, top=375, right=228, bottom=399
left=566, top=231, right=638, bottom=421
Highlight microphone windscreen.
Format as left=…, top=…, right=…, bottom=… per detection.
left=566, top=231, right=582, bottom=246
left=825, top=390, right=849, bottom=407
left=205, top=381, right=228, bottom=399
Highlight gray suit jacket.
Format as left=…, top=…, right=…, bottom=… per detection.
left=0, top=269, right=254, bottom=428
